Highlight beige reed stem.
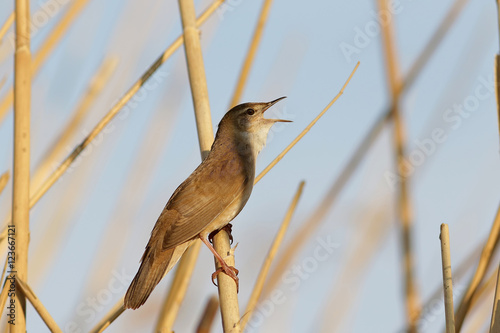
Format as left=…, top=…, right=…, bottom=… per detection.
left=10, top=0, right=31, bottom=332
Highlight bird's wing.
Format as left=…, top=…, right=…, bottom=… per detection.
left=159, top=156, right=250, bottom=250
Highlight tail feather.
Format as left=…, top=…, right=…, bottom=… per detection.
left=124, top=241, right=192, bottom=309
left=124, top=248, right=173, bottom=309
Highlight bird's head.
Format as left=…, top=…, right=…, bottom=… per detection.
left=217, top=96, right=290, bottom=156
left=222, top=96, right=290, bottom=133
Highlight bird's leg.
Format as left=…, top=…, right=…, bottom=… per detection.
left=199, top=233, right=239, bottom=292
left=208, top=223, right=233, bottom=244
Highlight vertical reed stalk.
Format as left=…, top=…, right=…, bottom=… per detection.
left=11, top=0, right=31, bottom=331
left=440, top=224, right=455, bottom=333
left=178, top=0, right=242, bottom=330
left=378, top=0, right=419, bottom=330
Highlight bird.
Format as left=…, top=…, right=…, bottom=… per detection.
left=124, top=97, right=290, bottom=309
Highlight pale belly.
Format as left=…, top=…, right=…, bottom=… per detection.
left=200, top=184, right=253, bottom=238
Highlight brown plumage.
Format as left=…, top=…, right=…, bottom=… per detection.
left=124, top=97, right=289, bottom=309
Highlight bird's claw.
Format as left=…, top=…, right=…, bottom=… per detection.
left=211, top=265, right=239, bottom=292
left=208, top=223, right=234, bottom=244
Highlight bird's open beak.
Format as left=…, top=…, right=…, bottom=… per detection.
left=263, top=96, right=292, bottom=122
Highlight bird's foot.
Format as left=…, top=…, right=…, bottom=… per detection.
left=208, top=223, right=233, bottom=244
left=211, top=262, right=239, bottom=292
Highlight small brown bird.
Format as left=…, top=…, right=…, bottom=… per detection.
left=124, top=97, right=289, bottom=309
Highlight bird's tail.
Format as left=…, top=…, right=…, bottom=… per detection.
left=124, top=242, right=191, bottom=309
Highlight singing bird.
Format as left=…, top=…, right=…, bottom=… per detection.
left=124, top=97, right=289, bottom=309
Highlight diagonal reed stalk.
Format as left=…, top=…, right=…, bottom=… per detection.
left=455, top=204, right=500, bottom=331
left=196, top=295, right=219, bottom=333
left=241, top=181, right=305, bottom=330
left=0, top=0, right=92, bottom=124
left=31, top=57, right=118, bottom=191
left=0, top=172, right=9, bottom=195
left=378, top=0, right=419, bottom=329
left=11, top=0, right=31, bottom=331
left=89, top=298, right=125, bottom=333
left=16, top=278, right=62, bottom=333
left=255, top=62, right=359, bottom=184
left=229, top=0, right=275, bottom=108
left=0, top=0, right=226, bottom=245
left=490, top=264, right=500, bottom=332
left=440, top=224, right=456, bottom=333
left=0, top=13, right=14, bottom=44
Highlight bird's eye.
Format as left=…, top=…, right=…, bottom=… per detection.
left=246, top=108, right=255, bottom=116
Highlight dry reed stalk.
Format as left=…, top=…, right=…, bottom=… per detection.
left=153, top=0, right=218, bottom=331
left=255, top=62, right=359, bottom=184
left=0, top=0, right=92, bottom=124
left=490, top=264, right=500, bottom=332
left=89, top=298, right=125, bottom=333
left=212, top=230, right=240, bottom=332
left=31, top=57, right=118, bottom=191
left=229, top=0, right=275, bottom=108
left=440, top=224, right=455, bottom=333
left=178, top=0, right=241, bottom=331
left=15, top=278, right=62, bottom=333
left=378, top=0, right=419, bottom=329
left=455, top=204, right=500, bottom=331
left=319, top=207, right=390, bottom=332
left=155, top=242, right=201, bottom=332
left=462, top=269, right=497, bottom=333
left=0, top=172, right=9, bottom=195
left=178, top=0, right=214, bottom=156
left=0, top=0, right=226, bottom=244
left=11, top=0, right=31, bottom=331
left=0, top=13, right=14, bottom=44
left=263, top=0, right=469, bottom=298
left=196, top=295, right=219, bottom=333
left=400, top=237, right=484, bottom=332
left=0, top=277, right=9, bottom=318
left=241, top=181, right=304, bottom=330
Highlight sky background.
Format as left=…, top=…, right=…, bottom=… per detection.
left=0, top=0, right=499, bottom=332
